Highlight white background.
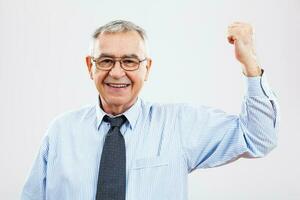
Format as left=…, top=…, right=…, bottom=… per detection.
left=0, top=0, right=299, bottom=199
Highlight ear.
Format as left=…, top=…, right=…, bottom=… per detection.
left=85, top=56, right=94, bottom=80
left=144, top=58, right=152, bottom=81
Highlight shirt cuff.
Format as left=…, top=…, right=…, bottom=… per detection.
left=244, top=69, right=276, bottom=100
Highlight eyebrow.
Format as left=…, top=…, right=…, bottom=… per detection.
left=97, top=53, right=140, bottom=59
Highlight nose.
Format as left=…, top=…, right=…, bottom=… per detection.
left=108, top=61, right=126, bottom=79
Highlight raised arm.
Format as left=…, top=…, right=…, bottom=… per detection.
left=176, top=23, right=279, bottom=171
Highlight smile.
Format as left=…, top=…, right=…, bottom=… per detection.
left=105, top=83, right=131, bottom=88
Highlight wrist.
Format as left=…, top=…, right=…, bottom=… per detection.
left=242, top=61, right=262, bottom=77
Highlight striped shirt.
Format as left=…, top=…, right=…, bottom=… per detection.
left=21, top=72, right=279, bottom=200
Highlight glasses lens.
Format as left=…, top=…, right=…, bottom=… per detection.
left=97, top=58, right=114, bottom=69
left=121, top=58, right=140, bottom=70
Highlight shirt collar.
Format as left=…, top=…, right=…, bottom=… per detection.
left=95, top=96, right=141, bottom=130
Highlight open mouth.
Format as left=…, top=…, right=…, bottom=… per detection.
left=105, top=83, right=131, bottom=88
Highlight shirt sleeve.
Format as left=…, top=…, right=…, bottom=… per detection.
left=176, top=71, right=279, bottom=172
left=21, top=134, right=49, bottom=200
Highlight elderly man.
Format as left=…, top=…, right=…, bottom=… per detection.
left=21, top=20, right=279, bottom=200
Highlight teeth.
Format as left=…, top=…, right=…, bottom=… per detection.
left=108, top=84, right=128, bottom=88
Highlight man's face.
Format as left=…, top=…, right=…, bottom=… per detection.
left=86, top=31, right=151, bottom=112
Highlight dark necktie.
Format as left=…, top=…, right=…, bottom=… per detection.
left=96, top=115, right=127, bottom=200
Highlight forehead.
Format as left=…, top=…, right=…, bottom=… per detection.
left=93, top=31, right=146, bottom=57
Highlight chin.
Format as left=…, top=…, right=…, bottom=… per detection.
left=107, top=96, right=133, bottom=107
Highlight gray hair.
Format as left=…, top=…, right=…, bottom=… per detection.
left=93, top=20, right=147, bottom=41
left=90, top=20, right=150, bottom=56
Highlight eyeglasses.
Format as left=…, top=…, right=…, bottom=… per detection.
left=91, top=56, right=147, bottom=71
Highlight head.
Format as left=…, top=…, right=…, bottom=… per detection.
left=85, top=20, right=152, bottom=115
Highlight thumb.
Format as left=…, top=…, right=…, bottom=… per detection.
left=234, top=38, right=246, bottom=52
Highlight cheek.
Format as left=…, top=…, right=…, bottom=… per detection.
left=93, top=71, right=107, bottom=87
left=128, top=68, right=148, bottom=82
left=127, top=73, right=145, bottom=87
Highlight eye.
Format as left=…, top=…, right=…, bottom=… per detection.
left=99, top=58, right=114, bottom=64
left=122, top=58, right=138, bottom=64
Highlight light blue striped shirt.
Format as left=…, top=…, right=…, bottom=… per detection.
left=21, top=72, right=279, bottom=200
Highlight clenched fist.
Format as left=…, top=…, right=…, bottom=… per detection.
left=227, top=22, right=262, bottom=77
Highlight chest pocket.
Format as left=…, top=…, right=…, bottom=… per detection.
left=130, top=156, right=169, bottom=169
left=128, top=156, right=170, bottom=199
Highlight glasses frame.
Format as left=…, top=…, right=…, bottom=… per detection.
left=91, top=56, right=147, bottom=71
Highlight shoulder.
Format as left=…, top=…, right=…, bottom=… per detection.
left=140, top=99, right=210, bottom=118
left=45, top=104, right=95, bottom=135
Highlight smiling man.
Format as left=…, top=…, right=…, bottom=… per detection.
left=21, top=20, right=279, bottom=200
left=86, top=29, right=152, bottom=115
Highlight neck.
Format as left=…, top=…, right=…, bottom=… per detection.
left=99, top=97, right=137, bottom=116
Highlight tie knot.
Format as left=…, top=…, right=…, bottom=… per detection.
left=103, top=115, right=127, bottom=128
